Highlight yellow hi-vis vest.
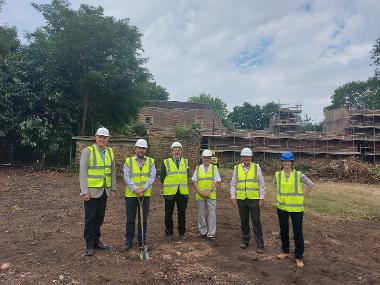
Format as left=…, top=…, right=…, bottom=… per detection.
left=195, top=164, right=217, bottom=201
left=235, top=163, right=260, bottom=200
left=87, top=144, right=114, bottom=188
left=124, top=156, right=154, bottom=198
left=275, top=170, right=304, bottom=212
left=163, top=158, right=189, bottom=195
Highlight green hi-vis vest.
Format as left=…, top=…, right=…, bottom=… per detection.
left=163, top=158, right=189, bottom=195
left=86, top=144, right=114, bottom=188
left=195, top=164, right=217, bottom=201
left=235, top=163, right=260, bottom=200
left=275, top=170, right=304, bottom=212
left=124, top=156, right=154, bottom=198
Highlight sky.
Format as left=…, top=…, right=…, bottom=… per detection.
left=1, top=0, right=379, bottom=121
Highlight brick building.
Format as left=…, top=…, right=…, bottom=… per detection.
left=138, top=101, right=225, bottom=133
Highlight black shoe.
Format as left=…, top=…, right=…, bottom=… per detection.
left=121, top=243, right=132, bottom=252
left=240, top=242, right=248, bottom=249
left=207, top=236, right=216, bottom=241
left=84, top=247, right=94, bottom=256
left=94, top=241, right=111, bottom=250
left=166, top=235, right=173, bottom=242
left=199, top=233, right=207, bottom=238
left=179, top=234, right=186, bottom=241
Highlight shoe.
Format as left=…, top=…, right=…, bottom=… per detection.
left=166, top=235, right=173, bottom=242
left=121, top=243, right=132, bottom=252
left=94, top=241, right=111, bottom=250
left=296, top=259, right=304, bottom=268
left=179, top=234, right=186, bottom=241
left=199, top=233, right=207, bottom=238
left=256, top=248, right=264, bottom=254
left=84, top=247, right=94, bottom=256
left=277, top=253, right=289, bottom=260
left=240, top=242, right=248, bottom=249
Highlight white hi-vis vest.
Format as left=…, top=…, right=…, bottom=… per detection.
left=86, top=144, right=114, bottom=188
left=275, top=170, right=304, bottom=212
left=235, top=163, right=260, bottom=200
left=195, top=164, right=217, bottom=201
left=124, top=156, right=154, bottom=197
left=163, top=158, right=189, bottom=195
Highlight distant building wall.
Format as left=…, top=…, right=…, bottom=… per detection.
left=73, top=131, right=201, bottom=176
left=139, top=101, right=225, bottom=132
left=323, top=108, right=348, bottom=133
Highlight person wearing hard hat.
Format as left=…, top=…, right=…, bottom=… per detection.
left=274, top=151, right=314, bottom=268
left=230, top=147, right=266, bottom=254
left=121, top=138, right=156, bottom=252
left=79, top=127, right=116, bottom=256
left=160, top=141, right=189, bottom=242
left=192, top=149, right=221, bottom=240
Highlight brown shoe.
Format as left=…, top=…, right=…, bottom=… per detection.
left=276, top=253, right=289, bottom=260
left=296, top=259, right=304, bottom=268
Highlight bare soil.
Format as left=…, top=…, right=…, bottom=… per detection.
left=1, top=168, right=379, bottom=285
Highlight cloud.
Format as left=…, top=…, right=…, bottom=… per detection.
left=1, top=0, right=379, bottom=121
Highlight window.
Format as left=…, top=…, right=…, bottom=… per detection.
left=145, top=116, right=153, bottom=124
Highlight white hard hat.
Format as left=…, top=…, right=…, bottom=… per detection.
left=95, top=127, right=110, bottom=137
left=240, top=147, right=253, bottom=156
left=202, top=149, right=212, bottom=157
left=135, top=138, right=148, bottom=148
left=171, top=142, right=182, bottom=149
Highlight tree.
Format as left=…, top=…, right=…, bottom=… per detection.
left=188, top=92, right=229, bottom=124
left=327, top=77, right=380, bottom=110
left=139, top=81, right=169, bottom=101
left=28, top=0, right=150, bottom=136
left=371, top=37, right=380, bottom=78
left=228, top=102, right=279, bottom=130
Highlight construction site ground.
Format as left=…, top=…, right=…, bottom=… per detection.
left=1, top=168, right=379, bottom=285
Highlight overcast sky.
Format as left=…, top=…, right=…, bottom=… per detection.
left=1, top=0, right=379, bottom=121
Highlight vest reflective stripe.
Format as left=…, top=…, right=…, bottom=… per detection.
left=124, top=156, right=154, bottom=197
left=196, top=165, right=217, bottom=201
left=163, top=158, right=189, bottom=195
left=235, top=163, right=260, bottom=200
left=87, top=145, right=114, bottom=188
left=275, top=170, right=304, bottom=212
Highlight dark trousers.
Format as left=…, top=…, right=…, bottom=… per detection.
left=84, top=191, right=107, bottom=248
left=277, top=208, right=304, bottom=259
left=164, top=191, right=188, bottom=236
left=125, top=197, right=150, bottom=245
left=237, top=199, right=264, bottom=249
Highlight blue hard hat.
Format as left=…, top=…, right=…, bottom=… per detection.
left=280, top=151, right=294, bottom=161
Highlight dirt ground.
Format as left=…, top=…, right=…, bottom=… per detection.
left=1, top=168, right=379, bottom=285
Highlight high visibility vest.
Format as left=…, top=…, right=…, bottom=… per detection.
left=235, top=163, right=260, bottom=200
left=163, top=158, right=189, bottom=195
left=124, top=156, right=154, bottom=197
left=195, top=164, right=217, bottom=201
left=275, top=170, right=304, bottom=212
left=86, top=144, right=114, bottom=188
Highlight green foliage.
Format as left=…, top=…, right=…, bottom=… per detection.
left=139, top=81, right=169, bottom=101
left=120, top=121, right=147, bottom=136
left=228, top=102, right=279, bottom=130
left=327, top=77, right=380, bottom=110
left=371, top=37, right=380, bottom=78
left=175, top=127, right=189, bottom=138
left=188, top=92, right=229, bottom=121
left=190, top=122, right=201, bottom=130
left=302, top=115, right=323, bottom=131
